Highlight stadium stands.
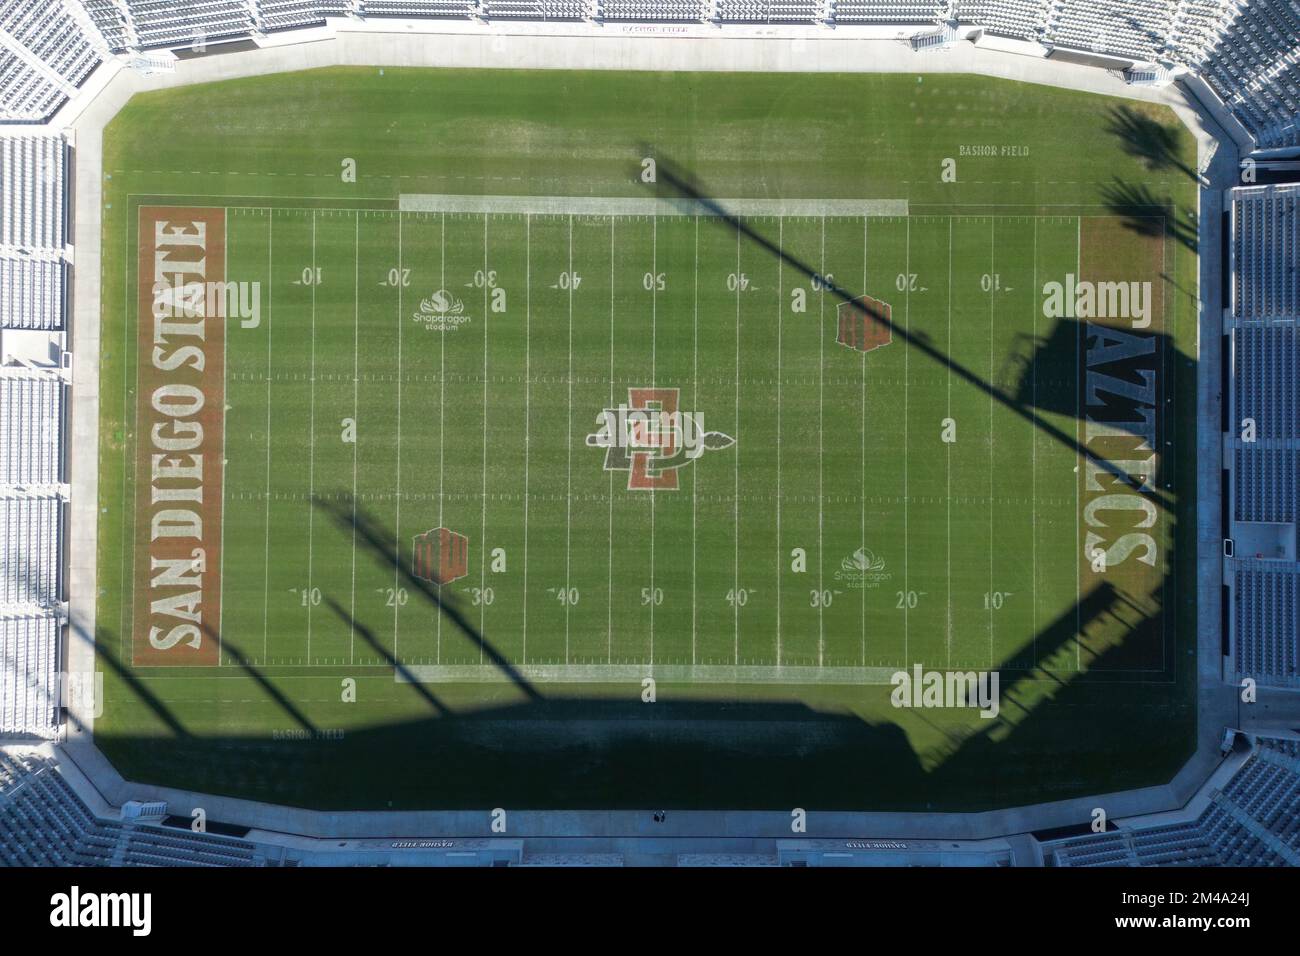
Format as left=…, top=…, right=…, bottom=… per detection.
left=1227, top=184, right=1300, bottom=689
left=601, top=0, right=707, bottom=20
left=254, top=0, right=332, bottom=33
left=125, top=0, right=256, bottom=50
left=0, top=751, right=263, bottom=864
left=0, top=0, right=103, bottom=121
left=0, top=373, right=64, bottom=486
left=1195, top=0, right=1300, bottom=148
left=0, top=135, right=67, bottom=253
left=954, top=0, right=1049, bottom=39
left=833, top=0, right=941, bottom=23
left=0, top=616, right=57, bottom=736
left=0, top=496, right=61, bottom=609
left=0, top=134, right=68, bottom=334
left=1045, top=0, right=1175, bottom=61
left=1044, top=737, right=1300, bottom=866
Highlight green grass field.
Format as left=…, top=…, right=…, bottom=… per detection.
left=93, top=66, right=1200, bottom=811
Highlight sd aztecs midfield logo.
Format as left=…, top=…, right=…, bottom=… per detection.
left=585, top=387, right=735, bottom=491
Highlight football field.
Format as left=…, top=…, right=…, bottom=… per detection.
left=93, top=67, right=1200, bottom=810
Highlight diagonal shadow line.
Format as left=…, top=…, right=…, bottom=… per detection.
left=323, top=596, right=453, bottom=717
left=62, top=613, right=190, bottom=738
left=200, top=620, right=318, bottom=734
left=312, top=495, right=543, bottom=703
left=648, top=151, right=1174, bottom=512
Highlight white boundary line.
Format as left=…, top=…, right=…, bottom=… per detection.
left=732, top=220, right=741, bottom=665
left=775, top=218, right=783, bottom=667
left=1030, top=217, right=1038, bottom=667
left=400, top=195, right=908, bottom=217
left=350, top=211, right=360, bottom=664
left=306, top=211, right=317, bottom=660
left=649, top=214, right=657, bottom=665
left=437, top=211, right=446, bottom=663
left=946, top=217, right=953, bottom=668
left=606, top=217, right=615, bottom=665
left=479, top=213, right=489, bottom=664
left=219, top=207, right=229, bottom=665
left=521, top=214, right=531, bottom=665
left=691, top=214, right=699, bottom=667
left=987, top=216, right=994, bottom=669
left=817, top=215, right=825, bottom=668
left=392, top=212, right=404, bottom=659
left=903, top=216, right=911, bottom=662
left=260, top=211, right=274, bottom=660
left=565, top=214, right=574, bottom=663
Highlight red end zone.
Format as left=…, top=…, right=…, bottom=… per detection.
left=133, top=206, right=226, bottom=666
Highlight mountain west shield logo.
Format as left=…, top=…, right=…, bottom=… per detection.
left=585, top=387, right=734, bottom=490
left=834, top=547, right=892, bottom=589
left=413, top=289, right=470, bottom=331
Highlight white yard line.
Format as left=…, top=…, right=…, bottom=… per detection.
left=818, top=215, right=825, bottom=668
left=607, top=217, right=615, bottom=664
left=1075, top=215, right=1082, bottom=671
left=565, top=214, right=574, bottom=663
left=437, top=212, right=446, bottom=664
left=400, top=195, right=908, bottom=217
left=306, top=211, right=317, bottom=661
left=121, top=207, right=132, bottom=666
left=1031, top=217, right=1038, bottom=666
left=692, top=214, right=699, bottom=667
left=903, top=216, right=911, bottom=663
left=219, top=208, right=229, bottom=665
left=776, top=217, right=783, bottom=667
left=988, top=217, right=995, bottom=668
left=480, top=213, right=490, bottom=665
left=733, top=219, right=741, bottom=665
left=350, top=211, right=360, bottom=664
left=650, top=214, right=657, bottom=665
left=392, top=212, right=404, bottom=659
left=522, top=214, right=531, bottom=665
left=862, top=215, right=868, bottom=667
left=261, top=211, right=274, bottom=660
left=947, top=218, right=953, bottom=668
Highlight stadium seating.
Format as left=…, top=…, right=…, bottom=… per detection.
left=0, top=751, right=263, bottom=865
left=1195, top=0, right=1300, bottom=148
left=954, top=0, right=1049, bottom=39
left=1230, top=185, right=1300, bottom=322
left=1232, top=565, right=1298, bottom=686
left=0, top=136, right=67, bottom=253
left=0, top=0, right=102, bottom=121
left=125, top=0, right=257, bottom=50
left=0, top=373, right=64, bottom=486
left=0, top=496, right=61, bottom=609
left=362, top=0, right=479, bottom=18
left=0, top=616, right=58, bottom=736
left=601, top=0, right=708, bottom=20
left=1227, top=184, right=1299, bottom=689
left=1044, top=737, right=1300, bottom=866
left=0, top=135, right=68, bottom=332
left=1044, top=0, right=1175, bottom=61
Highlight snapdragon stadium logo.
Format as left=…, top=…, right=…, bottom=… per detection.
left=834, top=547, right=892, bottom=589
left=413, top=289, right=471, bottom=331
left=585, top=387, right=734, bottom=491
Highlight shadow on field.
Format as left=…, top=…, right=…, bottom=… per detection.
left=646, top=149, right=1175, bottom=513
left=81, top=478, right=1193, bottom=812
left=996, top=318, right=1178, bottom=491
left=1104, top=105, right=1200, bottom=183
left=77, top=150, right=1196, bottom=817
left=1099, top=179, right=1199, bottom=254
